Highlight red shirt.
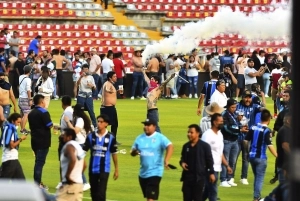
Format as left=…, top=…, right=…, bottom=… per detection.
left=148, top=81, right=159, bottom=92
left=271, top=69, right=282, bottom=89
left=113, top=58, right=124, bottom=78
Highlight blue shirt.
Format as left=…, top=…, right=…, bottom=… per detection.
left=245, top=123, right=272, bottom=159
left=0, top=54, right=5, bottom=72
left=84, top=131, right=117, bottom=174
left=236, top=102, right=261, bottom=127
left=132, top=132, right=172, bottom=178
left=201, top=80, right=217, bottom=106
left=28, top=39, right=39, bottom=54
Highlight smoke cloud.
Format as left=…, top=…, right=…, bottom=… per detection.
left=142, top=2, right=291, bottom=63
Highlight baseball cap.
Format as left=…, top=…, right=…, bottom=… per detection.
left=72, top=103, right=84, bottom=111
left=226, top=99, right=238, bottom=108
left=282, top=72, right=289, bottom=78
left=242, top=90, right=252, bottom=98
left=141, top=118, right=157, bottom=126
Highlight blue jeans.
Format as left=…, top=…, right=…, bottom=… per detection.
left=235, top=137, right=249, bottom=179
left=250, top=158, right=267, bottom=199
left=4, top=48, right=10, bottom=59
left=203, top=171, right=219, bottom=201
left=77, top=96, right=96, bottom=127
left=220, top=140, right=239, bottom=182
left=92, top=74, right=100, bottom=99
left=277, top=168, right=285, bottom=184
left=147, top=109, right=161, bottom=133
left=51, top=77, right=57, bottom=97
left=188, top=76, right=198, bottom=95
left=263, top=73, right=271, bottom=95
left=99, top=74, right=106, bottom=95
left=33, top=148, right=49, bottom=184
left=79, top=144, right=87, bottom=183
left=131, top=71, right=143, bottom=97
left=2, top=105, right=10, bottom=119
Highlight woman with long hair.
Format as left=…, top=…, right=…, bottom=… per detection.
left=63, top=103, right=92, bottom=191
left=0, top=113, right=26, bottom=180
left=186, top=55, right=200, bottom=98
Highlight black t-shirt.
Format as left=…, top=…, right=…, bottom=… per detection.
left=186, top=144, right=197, bottom=180
left=28, top=106, right=53, bottom=150
left=276, top=125, right=291, bottom=168
left=219, top=73, right=233, bottom=98
left=0, top=81, right=11, bottom=91
left=14, top=59, right=25, bottom=75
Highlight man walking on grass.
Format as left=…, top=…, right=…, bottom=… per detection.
left=83, top=114, right=119, bottom=201
left=56, top=128, right=86, bottom=201
left=131, top=118, right=173, bottom=201
left=244, top=109, right=277, bottom=201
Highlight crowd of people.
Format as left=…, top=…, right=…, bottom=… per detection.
left=0, top=28, right=294, bottom=201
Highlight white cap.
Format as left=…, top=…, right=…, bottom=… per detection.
left=47, top=62, right=54, bottom=71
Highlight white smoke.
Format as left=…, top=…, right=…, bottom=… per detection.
left=142, top=1, right=292, bottom=63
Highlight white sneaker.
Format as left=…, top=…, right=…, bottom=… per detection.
left=240, top=178, right=249, bottom=185
left=83, top=183, right=91, bottom=191
left=131, top=96, right=134, bottom=100
left=98, top=94, right=102, bottom=99
left=220, top=181, right=231, bottom=187
left=140, top=97, right=146, bottom=100
left=189, top=94, right=192, bottom=98
left=74, top=98, right=77, bottom=101
left=171, top=94, right=178, bottom=99
left=227, top=178, right=237, bottom=186
left=265, top=94, right=269, bottom=97
left=55, top=182, right=62, bottom=189
left=194, top=94, right=198, bottom=99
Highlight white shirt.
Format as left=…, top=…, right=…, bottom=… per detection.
left=77, top=75, right=95, bottom=95
left=74, top=117, right=87, bottom=144
left=102, top=57, right=114, bottom=73
left=60, top=106, right=73, bottom=132
left=200, top=116, right=211, bottom=134
left=257, top=55, right=265, bottom=65
left=244, top=67, right=257, bottom=85
left=89, top=54, right=101, bottom=75
left=210, top=90, right=227, bottom=108
left=4, top=33, right=11, bottom=49
left=201, top=129, right=224, bottom=172
left=60, top=140, right=85, bottom=184
left=19, top=75, right=31, bottom=98
left=36, top=76, right=54, bottom=97
left=187, top=62, right=198, bottom=77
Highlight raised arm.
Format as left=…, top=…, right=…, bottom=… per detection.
left=142, top=68, right=150, bottom=86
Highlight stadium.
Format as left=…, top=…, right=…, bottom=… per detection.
left=0, top=0, right=295, bottom=201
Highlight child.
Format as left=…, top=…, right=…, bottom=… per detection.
left=244, top=109, right=277, bottom=201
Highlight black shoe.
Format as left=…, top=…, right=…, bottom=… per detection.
left=217, top=198, right=221, bottom=200
left=270, top=176, right=278, bottom=184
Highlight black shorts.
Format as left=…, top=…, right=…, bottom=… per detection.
left=0, top=160, right=25, bottom=179
left=237, top=74, right=245, bottom=89
left=139, top=176, right=162, bottom=200
left=100, top=105, right=118, bottom=126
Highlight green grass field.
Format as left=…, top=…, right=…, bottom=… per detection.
left=3, top=98, right=278, bottom=201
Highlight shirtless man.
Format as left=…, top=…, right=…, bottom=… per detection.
left=131, top=47, right=144, bottom=99
left=100, top=71, right=120, bottom=143
left=146, top=55, right=160, bottom=77
left=142, top=69, right=175, bottom=133
left=0, top=72, right=17, bottom=119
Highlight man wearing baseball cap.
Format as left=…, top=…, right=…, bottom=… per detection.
left=131, top=118, right=173, bottom=201
left=235, top=90, right=265, bottom=185
left=244, top=59, right=266, bottom=91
